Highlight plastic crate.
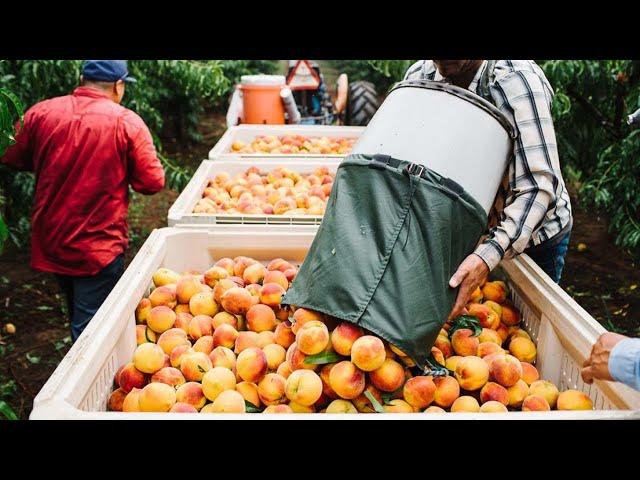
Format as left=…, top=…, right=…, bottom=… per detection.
left=30, top=227, right=640, bottom=419
left=209, top=124, right=365, bottom=160
left=167, top=160, right=337, bottom=227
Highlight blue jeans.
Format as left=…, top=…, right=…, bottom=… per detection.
left=524, top=228, right=571, bottom=284
left=55, top=254, right=125, bottom=341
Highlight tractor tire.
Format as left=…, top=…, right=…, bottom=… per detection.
left=345, top=80, right=380, bottom=126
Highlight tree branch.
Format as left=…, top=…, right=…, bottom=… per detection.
left=566, top=86, right=623, bottom=141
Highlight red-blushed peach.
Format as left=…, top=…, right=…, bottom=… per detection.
left=445, top=356, right=462, bottom=372
left=484, top=300, right=503, bottom=318
left=153, top=268, right=181, bottom=287
left=242, top=263, right=267, bottom=285
left=489, top=354, right=523, bottom=387
left=122, top=388, right=142, bottom=412
left=455, top=356, right=490, bottom=391
left=424, top=406, right=447, bottom=413
left=482, top=351, right=507, bottom=370
left=258, top=373, right=287, bottom=405
left=202, top=367, right=237, bottom=402
left=236, top=381, right=261, bottom=407
left=136, top=324, right=157, bottom=345
left=138, top=382, right=176, bottom=412
left=149, top=286, right=177, bottom=309
left=214, top=258, right=235, bottom=276
left=257, top=331, right=276, bottom=348
left=529, top=380, right=560, bottom=409
left=210, top=390, right=246, bottom=413
left=509, top=337, right=537, bottom=363
left=274, top=320, right=296, bottom=349
left=521, top=394, right=550, bottom=411
left=114, top=364, right=126, bottom=388
left=284, top=369, right=323, bottom=406
left=188, top=315, right=213, bottom=340
left=260, top=283, right=286, bottom=308
left=108, top=388, right=127, bottom=411
left=176, top=276, right=203, bottom=305
left=285, top=342, right=318, bottom=371
left=213, top=324, right=239, bottom=350
left=480, top=401, right=508, bottom=413
left=383, top=399, right=414, bottom=413
left=263, top=343, right=286, bottom=370
left=147, top=306, right=176, bottom=334
left=520, top=362, right=539, bottom=385
left=170, top=345, right=192, bottom=369
left=431, top=347, right=446, bottom=366
left=246, top=304, right=277, bottom=333
left=467, top=303, right=500, bottom=329
left=283, top=268, right=298, bottom=283
left=477, top=342, right=503, bottom=358
left=450, top=396, right=480, bottom=413
left=189, top=291, right=218, bottom=317
left=451, top=328, right=479, bottom=357
left=266, top=257, right=292, bottom=272
left=234, top=330, right=259, bottom=353
left=328, top=361, right=366, bottom=399
left=162, top=354, right=171, bottom=369
left=291, top=308, right=325, bottom=335
left=180, top=351, right=212, bottom=382
left=221, top=287, right=255, bottom=315
left=495, top=323, right=509, bottom=343
left=228, top=276, right=246, bottom=288
left=203, top=266, right=229, bottom=288
left=263, top=270, right=288, bottom=291
left=209, top=346, right=236, bottom=370
left=331, top=322, right=364, bottom=355
left=157, top=328, right=190, bottom=355
left=151, top=367, right=186, bottom=388
left=434, top=336, right=453, bottom=358
left=482, top=281, right=507, bottom=303
left=369, top=358, right=405, bottom=393
left=212, top=312, right=238, bottom=330
left=170, top=402, right=198, bottom=413
left=326, top=399, right=358, bottom=413
left=500, top=303, right=520, bottom=326
left=135, top=298, right=152, bottom=324
left=351, top=335, right=386, bottom=371
left=236, top=347, right=268, bottom=383
left=193, top=335, right=215, bottom=355
left=478, top=328, right=502, bottom=345
left=175, top=382, right=207, bottom=410
left=479, top=382, right=509, bottom=406
left=402, top=376, right=436, bottom=409
left=233, top=256, right=257, bottom=278
left=507, top=379, right=529, bottom=408
left=213, top=278, right=237, bottom=304
left=352, top=384, right=383, bottom=413
left=174, top=312, right=192, bottom=333
left=433, top=376, right=460, bottom=408
left=469, top=286, right=483, bottom=303
left=263, top=404, right=293, bottom=414
left=277, top=361, right=293, bottom=379
left=274, top=307, right=290, bottom=322
left=557, top=390, right=593, bottom=410
left=133, top=343, right=165, bottom=374
left=296, top=320, right=330, bottom=355
left=288, top=401, right=315, bottom=413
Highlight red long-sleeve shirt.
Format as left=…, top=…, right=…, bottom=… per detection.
left=1, top=86, right=165, bottom=276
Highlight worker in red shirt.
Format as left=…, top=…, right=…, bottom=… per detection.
left=1, top=60, right=165, bottom=341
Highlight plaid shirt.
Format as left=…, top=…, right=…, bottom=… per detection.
left=404, top=60, right=572, bottom=271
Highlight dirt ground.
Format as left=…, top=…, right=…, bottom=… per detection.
left=1, top=109, right=639, bottom=419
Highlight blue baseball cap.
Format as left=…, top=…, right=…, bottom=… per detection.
left=81, top=60, right=136, bottom=83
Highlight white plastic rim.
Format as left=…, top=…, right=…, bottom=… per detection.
left=240, top=74, right=286, bottom=86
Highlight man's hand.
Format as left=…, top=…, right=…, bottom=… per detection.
left=447, top=254, right=489, bottom=321
left=581, top=332, right=628, bottom=384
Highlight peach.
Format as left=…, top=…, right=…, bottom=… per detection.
left=285, top=342, right=318, bottom=371
left=529, top=380, right=560, bottom=409
left=284, top=369, right=323, bottom=406
left=326, top=399, right=358, bottom=413
left=507, top=379, right=530, bottom=408
left=402, top=376, right=436, bottom=409
left=484, top=300, right=503, bottom=318
left=151, top=367, right=186, bottom=388
left=277, top=361, right=293, bottom=379
left=157, top=328, right=190, bottom=355
left=260, top=283, right=286, bottom=308
left=263, top=270, right=288, bottom=291
left=162, top=354, right=171, bottom=369
left=108, top=388, right=127, bottom=411
left=433, top=376, right=460, bottom=408
left=209, top=346, right=236, bottom=370
left=188, top=315, right=213, bottom=340
left=245, top=283, right=262, bottom=301
left=234, top=330, right=259, bottom=353
left=274, top=321, right=295, bottom=349
left=189, top=291, right=218, bottom=317
left=212, top=312, right=238, bottom=329
left=193, top=336, right=215, bottom=355
left=521, top=394, right=550, bottom=411
left=136, top=324, right=157, bottom=345
left=257, top=331, right=276, bottom=348
left=557, top=390, right=593, bottom=410
left=291, top=308, right=325, bottom=334
left=490, top=354, right=523, bottom=387
left=175, top=304, right=191, bottom=315
left=350, top=335, right=386, bottom=372
left=175, top=382, right=207, bottom=410
left=122, top=388, right=142, bottom=412
left=470, top=286, right=483, bottom=303
left=263, top=343, right=286, bottom=370
left=176, top=276, right=203, bottom=305
left=236, top=347, right=268, bottom=383
left=296, top=320, right=330, bottom=355
left=180, top=351, right=212, bottom=382
left=424, top=406, right=447, bottom=413
left=242, top=263, right=267, bottom=285
left=202, top=367, right=237, bottom=402
left=480, top=401, right=508, bottom=413
left=508, top=327, right=530, bottom=340
left=480, top=382, right=509, bottom=406
left=495, top=323, right=509, bottom=343
left=520, top=362, right=539, bottom=385
left=170, top=403, right=198, bottom=413
left=170, top=345, right=191, bottom=369
left=213, top=278, right=237, bottom=304
left=450, top=396, right=480, bottom=413
left=133, top=343, right=165, bottom=374
left=477, top=342, right=503, bottom=358
left=500, top=303, right=520, bottom=326
left=147, top=306, right=176, bottom=334
left=331, top=322, right=364, bottom=355
left=369, top=359, right=405, bottom=393
left=149, top=286, right=177, bottom=309
left=213, top=324, right=239, bottom=350
left=203, top=266, right=230, bottom=288
left=478, top=328, right=502, bottom=345
left=467, top=303, right=500, bottom=330
left=236, top=381, right=261, bottom=407
left=138, top=382, right=176, bottom=412
left=214, top=258, right=235, bottom=276
left=445, top=356, right=462, bottom=372
left=328, top=361, right=366, bottom=399
left=509, top=337, right=537, bottom=363
left=211, top=390, right=246, bottom=413
left=135, top=298, right=152, bottom=324
left=274, top=307, right=291, bottom=322
left=455, top=356, right=490, bottom=391
left=483, top=351, right=507, bottom=370
left=288, top=402, right=315, bottom=413
left=153, top=268, right=181, bottom=287
left=258, top=373, right=287, bottom=405
left=174, top=312, right=192, bottom=333
left=353, top=384, right=383, bottom=413
left=233, top=256, right=257, bottom=277
left=283, top=268, right=298, bottom=283
left=482, top=281, right=508, bottom=303
left=246, top=304, right=277, bottom=333
left=383, top=399, right=414, bottom=413
left=434, top=336, right=453, bottom=358
left=431, top=347, right=445, bottom=366
left=263, top=404, right=293, bottom=414
left=221, top=287, right=255, bottom=315
left=451, top=328, right=479, bottom=357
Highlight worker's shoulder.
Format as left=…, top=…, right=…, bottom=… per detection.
left=403, top=60, right=435, bottom=80
left=118, top=106, right=151, bottom=134
left=493, top=60, right=550, bottom=84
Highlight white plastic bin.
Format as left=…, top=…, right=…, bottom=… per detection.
left=167, top=160, right=337, bottom=227
left=30, top=226, right=640, bottom=419
left=209, top=124, right=365, bottom=160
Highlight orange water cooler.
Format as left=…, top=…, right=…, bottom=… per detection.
left=239, top=75, right=286, bottom=124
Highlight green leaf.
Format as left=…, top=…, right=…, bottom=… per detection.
left=448, top=315, right=482, bottom=337
left=363, top=390, right=385, bottom=413
left=0, top=216, right=8, bottom=254
left=245, top=401, right=262, bottom=413
left=26, top=352, right=41, bottom=364
left=0, top=401, right=18, bottom=420
left=303, top=352, right=343, bottom=365
left=380, top=387, right=403, bottom=405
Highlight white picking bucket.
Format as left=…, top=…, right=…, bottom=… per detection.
left=352, top=80, right=516, bottom=214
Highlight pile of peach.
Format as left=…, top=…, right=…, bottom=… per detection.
left=108, top=261, right=594, bottom=414
left=192, top=166, right=333, bottom=216
left=229, top=135, right=356, bottom=155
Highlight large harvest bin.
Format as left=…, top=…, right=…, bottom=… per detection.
left=30, top=226, right=640, bottom=419
left=209, top=124, right=365, bottom=160
left=167, top=160, right=337, bottom=226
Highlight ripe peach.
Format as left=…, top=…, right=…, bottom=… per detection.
left=495, top=323, right=509, bottom=343
left=521, top=394, right=550, bottom=411
left=557, top=390, right=593, bottom=410
left=170, top=345, right=191, bottom=369
left=445, top=356, right=462, bottom=372
left=122, top=388, right=142, bottom=412
left=274, top=307, right=290, bottom=322
left=284, top=369, right=323, bottom=407
left=351, top=335, right=386, bottom=371
left=209, top=346, right=236, bottom=370
left=285, top=342, right=318, bottom=371
left=433, top=376, right=460, bottom=408
left=193, top=335, right=215, bottom=355
left=291, top=308, right=325, bottom=334
left=263, top=270, right=288, bottom=291
left=189, top=291, right=218, bottom=317
left=480, top=382, right=509, bottom=406
left=331, top=322, right=364, bottom=355
left=529, top=380, right=559, bottom=409
left=153, top=268, right=181, bottom=287
left=213, top=278, right=237, bottom=304
left=507, top=379, right=530, bottom=408
left=258, top=373, right=287, bottom=405
left=469, top=286, right=483, bottom=303
left=296, top=320, right=330, bottom=355
left=257, top=331, right=276, bottom=348
left=451, top=328, right=479, bottom=357
left=139, top=382, right=176, bottom=412
left=402, top=376, right=436, bottom=409
left=149, top=286, right=177, bottom=309
left=202, top=367, right=237, bottom=402
left=176, top=276, right=203, bottom=305
left=288, top=402, right=315, bottom=413
left=434, top=336, right=453, bottom=358
left=175, top=382, right=207, bottom=410
left=133, top=343, right=166, bottom=374
left=212, top=312, right=238, bottom=329
left=213, top=324, right=239, bottom=350
left=467, top=303, right=500, bottom=330
left=174, top=312, right=192, bottom=333
left=369, top=358, right=405, bottom=393
left=221, top=287, right=255, bottom=315
left=263, top=404, right=293, bottom=414
left=147, top=306, right=176, bottom=334
left=170, top=403, right=198, bottom=413
left=246, top=304, right=277, bottom=333
left=151, top=367, right=186, bottom=388
left=478, top=328, right=502, bottom=345
left=450, top=396, right=480, bottom=412
left=509, top=337, right=537, bottom=363
left=328, top=361, right=366, bottom=399
left=283, top=268, right=298, bottom=283
left=203, top=266, right=230, bottom=288
left=188, top=315, right=213, bottom=340
left=135, top=298, right=152, bottom=324
left=236, top=347, right=268, bottom=383
left=157, top=328, right=190, bottom=355
left=431, top=347, right=445, bottom=366
left=520, top=362, right=539, bottom=385
left=175, top=304, right=191, bottom=315
left=260, top=283, right=286, bottom=308
left=508, top=327, right=531, bottom=340
left=353, top=384, right=382, bottom=413
left=210, top=390, right=246, bottom=413
left=242, top=263, right=267, bottom=285
left=480, top=401, right=508, bottom=413
left=326, top=399, right=358, bottom=413
left=214, top=258, right=235, bottom=276
left=500, top=303, right=520, bottom=326
left=234, top=330, right=259, bottom=353
left=477, top=342, right=503, bottom=358
left=482, top=351, right=507, bottom=370
left=180, top=351, right=212, bottom=382
left=482, top=281, right=507, bottom=303
left=263, top=343, right=286, bottom=370
left=383, top=399, right=414, bottom=413
left=233, top=256, right=257, bottom=278
left=236, top=381, right=261, bottom=407
left=162, top=354, right=171, bottom=369
left=136, top=324, right=157, bottom=345
left=490, top=354, right=523, bottom=387
left=424, top=406, right=447, bottom=413
left=276, top=362, right=293, bottom=379
left=455, top=356, right=490, bottom=391
left=483, top=300, right=503, bottom=318
left=108, top=388, right=127, bottom=411
left=274, top=320, right=296, bottom=348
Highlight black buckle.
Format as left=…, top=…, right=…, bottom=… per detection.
left=369, top=154, right=391, bottom=170
left=404, top=162, right=425, bottom=177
